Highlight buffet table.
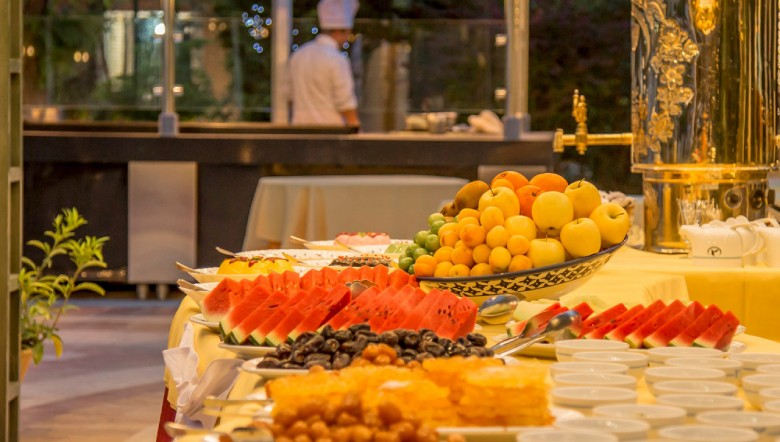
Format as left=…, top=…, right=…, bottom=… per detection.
left=163, top=269, right=690, bottom=414
left=241, top=175, right=468, bottom=250
left=603, top=247, right=780, bottom=341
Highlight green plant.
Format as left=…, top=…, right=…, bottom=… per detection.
left=19, top=208, right=109, bottom=364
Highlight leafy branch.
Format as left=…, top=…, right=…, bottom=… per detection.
left=19, top=208, right=109, bottom=364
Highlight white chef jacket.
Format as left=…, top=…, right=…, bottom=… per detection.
left=285, top=34, right=358, bottom=125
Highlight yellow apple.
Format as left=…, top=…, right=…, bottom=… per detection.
left=478, top=187, right=520, bottom=219
left=526, top=238, right=566, bottom=268
left=589, top=202, right=631, bottom=247
left=564, top=179, right=603, bottom=219
left=560, top=218, right=602, bottom=258
left=531, top=191, right=574, bottom=237
left=504, top=215, right=538, bottom=241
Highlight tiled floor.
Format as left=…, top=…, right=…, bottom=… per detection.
left=19, top=294, right=182, bottom=441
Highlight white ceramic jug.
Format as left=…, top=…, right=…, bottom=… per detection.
left=752, top=218, right=780, bottom=267
left=679, top=220, right=763, bottom=267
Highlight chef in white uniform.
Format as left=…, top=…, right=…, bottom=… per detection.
left=286, top=0, right=360, bottom=127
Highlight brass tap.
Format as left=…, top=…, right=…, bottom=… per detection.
left=553, top=89, right=633, bottom=155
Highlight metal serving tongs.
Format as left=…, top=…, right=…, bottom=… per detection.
left=489, top=310, right=582, bottom=358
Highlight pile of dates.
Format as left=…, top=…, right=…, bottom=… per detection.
left=256, top=323, right=493, bottom=370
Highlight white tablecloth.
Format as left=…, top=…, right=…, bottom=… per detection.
left=241, top=175, right=468, bottom=249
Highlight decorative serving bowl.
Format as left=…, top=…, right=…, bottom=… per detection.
left=416, top=237, right=626, bottom=303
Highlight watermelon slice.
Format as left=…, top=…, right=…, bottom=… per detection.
left=337, top=267, right=360, bottom=285
left=397, top=289, right=448, bottom=330
left=694, top=311, right=740, bottom=351
left=283, top=270, right=301, bottom=291
left=578, top=304, right=629, bottom=338
left=320, top=266, right=340, bottom=290
left=604, top=299, right=666, bottom=342
left=585, top=304, right=645, bottom=340
left=251, top=273, right=273, bottom=295
left=358, top=265, right=374, bottom=283
left=368, top=285, right=415, bottom=333
left=570, top=302, right=595, bottom=322
left=417, top=290, right=460, bottom=331
left=248, top=289, right=310, bottom=346
left=323, top=286, right=381, bottom=330
left=201, top=278, right=246, bottom=323
left=229, top=290, right=290, bottom=344
left=372, top=265, right=390, bottom=290
left=266, top=287, right=330, bottom=346
left=300, top=269, right=323, bottom=291
left=340, top=287, right=400, bottom=329
left=388, top=270, right=411, bottom=288
left=507, top=319, right=528, bottom=337
left=373, top=286, right=427, bottom=333
left=219, top=285, right=274, bottom=338
left=435, top=296, right=478, bottom=340
left=288, top=284, right=352, bottom=342
left=643, top=301, right=705, bottom=348
left=623, top=300, right=685, bottom=348
left=669, top=304, right=724, bottom=347
left=524, top=303, right=567, bottom=337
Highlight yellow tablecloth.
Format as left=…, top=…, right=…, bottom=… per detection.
left=603, top=247, right=780, bottom=341
left=241, top=175, right=468, bottom=250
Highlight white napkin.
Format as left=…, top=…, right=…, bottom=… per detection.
left=162, top=323, right=243, bottom=428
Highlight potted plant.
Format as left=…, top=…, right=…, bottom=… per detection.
left=18, top=208, right=109, bottom=378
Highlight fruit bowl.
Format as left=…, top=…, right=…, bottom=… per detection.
left=416, top=236, right=626, bottom=303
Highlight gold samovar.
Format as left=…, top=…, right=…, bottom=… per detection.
left=556, top=0, right=779, bottom=253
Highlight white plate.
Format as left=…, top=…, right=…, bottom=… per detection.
left=436, top=408, right=583, bottom=442
left=190, top=313, right=220, bottom=333
left=308, top=239, right=412, bottom=255
left=240, top=357, right=308, bottom=379
left=218, top=342, right=277, bottom=360
left=184, top=265, right=315, bottom=283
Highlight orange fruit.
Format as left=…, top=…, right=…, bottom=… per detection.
left=508, top=254, right=533, bottom=272
left=490, top=178, right=516, bottom=191
left=472, top=244, right=491, bottom=264
left=433, top=245, right=454, bottom=263
left=529, top=172, right=569, bottom=193
left=460, top=224, right=487, bottom=248
left=515, top=185, right=544, bottom=218
left=488, top=246, right=512, bottom=273
left=433, top=261, right=454, bottom=277
left=448, top=263, right=471, bottom=277
left=439, top=229, right=460, bottom=248
left=486, top=225, right=510, bottom=248
left=457, top=208, right=481, bottom=221
left=457, top=216, right=480, bottom=229
left=469, top=263, right=493, bottom=277
left=450, top=245, right=475, bottom=267
left=492, top=171, right=530, bottom=190
left=479, top=206, right=505, bottom=231
left=506, top=234, right=531, bottom=256
left=413, top=260, right=435, bottom=277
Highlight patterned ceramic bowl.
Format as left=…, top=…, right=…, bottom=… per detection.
left=416, top=237, right=626, bottom=302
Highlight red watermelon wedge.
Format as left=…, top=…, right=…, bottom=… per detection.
left=340, top=286, right=399, bottom=329
left=218, top=285, right=273, bottom=338
left=578, top=304, right=629, bottom=338
left=585, top=304, right=645, bottom=340
left=201, top=278, right=247, bottom=323
left=624, top=299, right=685, bottom=348
left=337, top=267, right=360, bottom=285
left=694, top=311, right=740, bottom=351
left=248, top=289, right=310, bottom=346
left=228, top=290, right=289, bottom=344
left=288, top=284, right=352, bottom=342
left=368, top=285, right=414, bottom=333
left=604, top=299, right=666, bottom=342
left=320, top=266, right=340, bottom=290
left=372, top=265, right=390, bottom=290
left=372, top=286, right=426, bottom=333
left=644, top=301, right=705, bottom=348
left=397, top=289, right=447, bottom=330
left=266, top=287, right=330, bottom=346
left=435, top=296, right=478, bottom=340
left=322, top=286, right=381, bottom=330
left=417, top=290, right=460, bottom=331
left=669, top=304, right=724, bottom=347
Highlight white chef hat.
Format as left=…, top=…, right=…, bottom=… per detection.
left=317, top=0, right=359, bottom=30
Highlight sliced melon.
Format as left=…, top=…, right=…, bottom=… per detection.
left=669, top=304, right=724, bottom=347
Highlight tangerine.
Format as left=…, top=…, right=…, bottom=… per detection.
left=479, top=206, right=505, bottom=231
left=506, top=234, right=531, bottom=256
left=469, top=263, right=493, bottom=277
left=529, top=172, right=569, bottom=192
left=486, top=225, right=510, bottom=248
left=492, top=170, right=530, bottom=190
left=448, top=263, right=471, bottom=277
left=460, top=224, right=487, bottom=248
left=457, top=208, right=481, bottom=221
left=433, top=245, right=454, bottom=263
left=472, top=244, right=491, bottom=264
left=433, top=261, right=454, bottom=277
left=450, top=245, right=475, bottom=267
left=515, top=185, right=544, bottom=218
left=490, top=178, right=516, bottom=191
left=508, top=254, right=533, bottom=272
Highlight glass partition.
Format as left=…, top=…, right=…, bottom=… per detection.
left=22, top=13, right=507, bottom=129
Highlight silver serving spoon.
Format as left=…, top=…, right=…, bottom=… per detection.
left=477, top=294, right=521, bottom=325
left=490, top=310, right=582, bottom=358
